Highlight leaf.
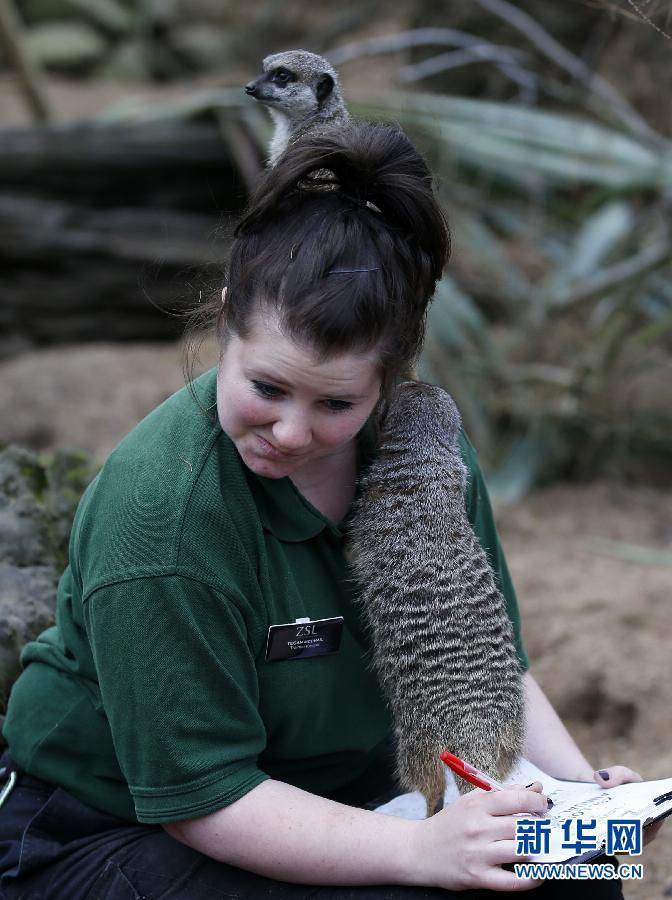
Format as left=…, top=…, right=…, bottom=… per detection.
left=352, top=92, right=672, bottom=188
left=486, top=428, right=552, bottom=504
left=25, top=22, right=108, bottom=70
left=427, top=276, right=497, bottom=357
left=537, top=201, right=635, bottom=307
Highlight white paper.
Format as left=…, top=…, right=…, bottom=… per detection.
left=373, top=758, right=672, bottom=863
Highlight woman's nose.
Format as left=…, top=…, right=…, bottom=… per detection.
left=272, top=408, right=312, bottom=450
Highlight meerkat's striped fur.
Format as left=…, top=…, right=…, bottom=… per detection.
left=245, top=50, right=351, bottom=166
left=345, top=381, right=525, bottom=817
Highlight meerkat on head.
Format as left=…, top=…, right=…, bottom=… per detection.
left=245, top=49, right=351, bottom=166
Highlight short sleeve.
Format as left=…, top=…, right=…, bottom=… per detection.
left=459, top=432, right=530, bottom=671
left=84, top=575, right=270, bottom=823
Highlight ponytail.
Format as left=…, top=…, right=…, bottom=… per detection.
left=188, top=121, right=450, bottom=403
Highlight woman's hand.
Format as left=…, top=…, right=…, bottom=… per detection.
left=409, top=785, right=548, bottom=892
left=594, top=766, right=666, bottom=846
left=593, top=765, right=642, bottom=789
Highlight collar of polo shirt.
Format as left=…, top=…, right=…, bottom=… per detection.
left=243, top=414, right=378, bottom=543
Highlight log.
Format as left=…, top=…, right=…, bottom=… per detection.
left=0, top=116, right=256, bottom=354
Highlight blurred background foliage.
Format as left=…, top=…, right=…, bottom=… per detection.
left=1, top=0, right=671, bottom=500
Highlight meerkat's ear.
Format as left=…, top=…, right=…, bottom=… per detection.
left=316, top=73, right=334, bottom=103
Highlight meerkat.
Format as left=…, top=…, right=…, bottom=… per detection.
left=345, top=381, right=525, bottom=817
left=245, top=49, right=351, bottom=166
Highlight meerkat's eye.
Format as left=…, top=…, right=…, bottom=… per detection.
left=271, top=67, right=295, bottom=86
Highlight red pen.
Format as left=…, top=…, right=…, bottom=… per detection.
left=439, top=751, right=505, bottom=792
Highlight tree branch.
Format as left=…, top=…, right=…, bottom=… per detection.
left=471, top=0, right=667, bottom=146
left=0, top=0, right=52, bottom=123
left=397, top=45, right=538, bottom=100
left=329, top=27, right=527, bottom=66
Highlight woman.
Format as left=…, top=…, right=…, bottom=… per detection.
left=0, top=123, right=641, bottom=897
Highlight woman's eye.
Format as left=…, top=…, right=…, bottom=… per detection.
left=252, top=380, right=282, bottom=398
left=324, top=399, right=353, bottom=413
left=251, top=381, right=352, bottom=412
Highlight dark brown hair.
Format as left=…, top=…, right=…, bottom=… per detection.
left=186, top=121, right=450, bottom=406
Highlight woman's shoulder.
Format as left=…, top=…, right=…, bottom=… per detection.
left=458, top=428, right=479, bottom=472
left=109, top=367, right=220, bottom=459
left=91, top=368, right=223, bottom=506
left=69, top=369, right=258, bottom=597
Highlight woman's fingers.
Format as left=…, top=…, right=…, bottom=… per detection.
left=480, top=863, right=544, bottom=893
left=486, top=814, right=524, bottom=842
left=485, top=837, right=532, bottom=866
left=594, top=766, right=667, bottom=844
left=525, top=781, right=543, bottom=793
left=485, top=787, right=550, bottom=817
left=507, top=781, right=543, bottom=793
left=419, top=791, right=548, bottom=892
left=594, top=766, right=643, bottom=787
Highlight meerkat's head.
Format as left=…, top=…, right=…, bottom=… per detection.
left=382, top=382, right=462, bottom=449
left=245, top=49, right=342, bottom=119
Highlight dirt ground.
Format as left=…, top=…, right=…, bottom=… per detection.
left=505, top=483, right=672, bottom=899
left=2, top=341, right=671, bottom=898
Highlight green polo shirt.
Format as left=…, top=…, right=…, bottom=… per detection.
left=3, top=368, right=528, bottom=824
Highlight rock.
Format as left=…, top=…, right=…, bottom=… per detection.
left=0, top=449, right=50, bottom=568
left=0, top=564, right=58, bottom=703
left=0, top=445, right=98, bottom=724
left=0, top=445, right=98, bottom=571
left=41, top=448, right=100, bottom=570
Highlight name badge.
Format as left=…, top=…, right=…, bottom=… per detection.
left=265, top=616, right=344, bottom=662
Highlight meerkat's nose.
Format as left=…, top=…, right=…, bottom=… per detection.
left=245, top=81, right=258, bottom=95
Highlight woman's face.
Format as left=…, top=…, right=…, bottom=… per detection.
left=216, top=307, right=383, bottom=480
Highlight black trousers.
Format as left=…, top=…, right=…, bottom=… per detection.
left=0, top=752, right=624, bottom=899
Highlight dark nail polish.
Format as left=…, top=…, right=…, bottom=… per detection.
left=525, top=782, right=536, bottom=788
left=547, top=797, right=554, bottom=810
left=598, top=770, right=609, bottom=780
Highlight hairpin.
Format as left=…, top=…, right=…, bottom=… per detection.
left=342, top=194, right=381, bottom=215
left=327, top=266, right=381, bottom=275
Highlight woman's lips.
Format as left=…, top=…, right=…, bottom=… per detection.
left=256, top=435, right=304, bottom=459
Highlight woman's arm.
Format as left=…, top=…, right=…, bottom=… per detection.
left=164, top=775, right=547, bottom=891
left=524, top=670, right=649, bottom=790
left=523, top=670, right=595, bottom=781
left=164, top=779, right=417, bottom=886
left=523, top=669, right=665, bottom=845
